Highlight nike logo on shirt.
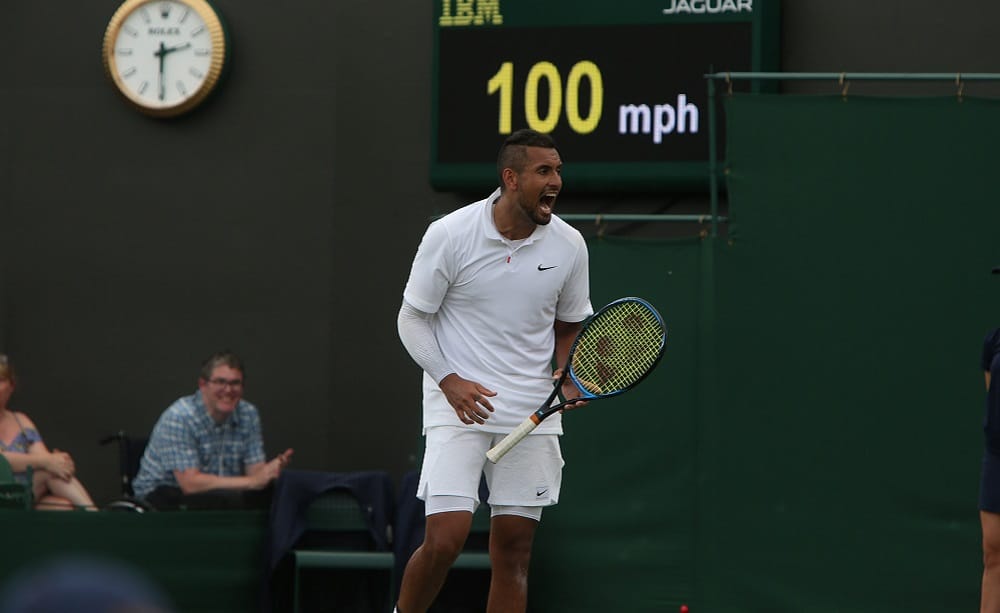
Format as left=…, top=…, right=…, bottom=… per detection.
left=537, top=265, right=558, bottom=271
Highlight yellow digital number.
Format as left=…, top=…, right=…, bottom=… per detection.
left=487, top=62, right=514, bottom=134
left=487, top=60, right=604, bottom=135
left=565, top=61, right=602, bottom=134
left=524, top=62, right=561, bottom=133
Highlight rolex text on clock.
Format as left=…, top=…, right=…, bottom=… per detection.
left=102, top=0, right=228, bottom=118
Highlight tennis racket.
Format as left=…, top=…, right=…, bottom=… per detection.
left=486, top=297, right=667, bottom=463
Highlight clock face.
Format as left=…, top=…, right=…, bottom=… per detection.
left=103, top=0, right=226, bottom=117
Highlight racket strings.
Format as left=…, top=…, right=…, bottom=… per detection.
left=570, top=302, right=665, bottom=394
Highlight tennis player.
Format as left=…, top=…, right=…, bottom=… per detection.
left=395, top=129, right=593, bottom=612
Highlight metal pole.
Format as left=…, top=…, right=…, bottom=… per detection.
left=558, top=214, right=727, bottom=223
left=705, top=71, right=1000, bottom=82
left=707, top=73, right=719, bottom=238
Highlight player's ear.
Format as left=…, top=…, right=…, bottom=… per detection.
left=502, top=167, right=518, bottom=190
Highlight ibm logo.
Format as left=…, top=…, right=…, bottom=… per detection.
left=439, top=0, right=503, bottom=27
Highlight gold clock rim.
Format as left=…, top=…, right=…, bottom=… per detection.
left=102, top=0, right=227, bottom=118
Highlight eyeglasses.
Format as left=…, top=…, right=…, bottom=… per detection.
left=207, top=378, right=243, bottom=389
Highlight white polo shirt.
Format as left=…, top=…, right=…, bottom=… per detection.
left=403, top=188, right=593, bottom=434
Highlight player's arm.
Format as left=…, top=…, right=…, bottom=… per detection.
left=397, top=300, right=495, bottom=424
left=397, top=300, right=454, bottom=384
left=554, top=319, right=582, bottom=368
left=553, top=319, right=585, bottom=406
left=987, top=371, right=992, bottom=391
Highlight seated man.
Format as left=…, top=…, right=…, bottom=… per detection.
left=132, top=350, right=293, bottom=510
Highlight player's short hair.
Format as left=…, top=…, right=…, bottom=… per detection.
left=199, top=350, right=245, bottom=381
left=497, top=129, right=559, bottom=186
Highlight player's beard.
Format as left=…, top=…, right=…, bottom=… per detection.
left=519, top=192, right=556, bottom=226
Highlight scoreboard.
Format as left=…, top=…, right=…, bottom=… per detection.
left=430, top=0, right=781, bottom=191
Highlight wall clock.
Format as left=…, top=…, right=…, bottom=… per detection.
left=102, top=0, right=228, bottom=117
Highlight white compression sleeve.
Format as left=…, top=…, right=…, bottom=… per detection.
left=397, top=301, right=454, bottom=385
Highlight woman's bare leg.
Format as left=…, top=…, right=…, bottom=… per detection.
left=32, top=471, right=96, bottom=510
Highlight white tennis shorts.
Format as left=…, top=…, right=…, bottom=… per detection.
left=418, top=425, right=564, bottom=510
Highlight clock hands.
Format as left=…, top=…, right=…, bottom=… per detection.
left=156, top=42, right=166, bottom=100
left=162, top=42, right=192, bottom=55
left=152, top=42, right=193, bottom=101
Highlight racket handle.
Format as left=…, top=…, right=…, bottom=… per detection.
left=486, top=415, right=540, bottom=463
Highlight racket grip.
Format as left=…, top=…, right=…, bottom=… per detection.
left=486, top=415, right=540, bottom=463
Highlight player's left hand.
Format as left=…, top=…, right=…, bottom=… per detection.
left=553, top=369, right=588, bottom=411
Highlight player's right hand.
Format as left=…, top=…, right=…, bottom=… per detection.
left=439, top=374, right=496, bottom=425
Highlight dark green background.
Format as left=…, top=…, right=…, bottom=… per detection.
left=707, top=94, right=994, bottom=611
left=535, top=95, right=998, bottom=611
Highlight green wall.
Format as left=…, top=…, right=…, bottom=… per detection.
left=528, top=95, right=1000, bottom=612
left=0, top=511, right=266, bottom=613
left=717, top=95, right=992, bottom=611
left=532, top=237, right=707, bottom=611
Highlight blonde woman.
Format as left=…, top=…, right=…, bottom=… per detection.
left=0, top=355, right=95, bottom=510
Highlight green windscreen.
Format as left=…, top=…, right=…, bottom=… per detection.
left=532, top=236, right=707, bottom=611
left=709, top=94, right=998, bottom=611
left=528, top=95, right=1000, bottom=612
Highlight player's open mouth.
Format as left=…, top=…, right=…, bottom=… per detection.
left=540, top=193, right=557, bottom=211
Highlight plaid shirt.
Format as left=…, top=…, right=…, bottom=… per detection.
left=132, top=391, right=267, bottom=499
